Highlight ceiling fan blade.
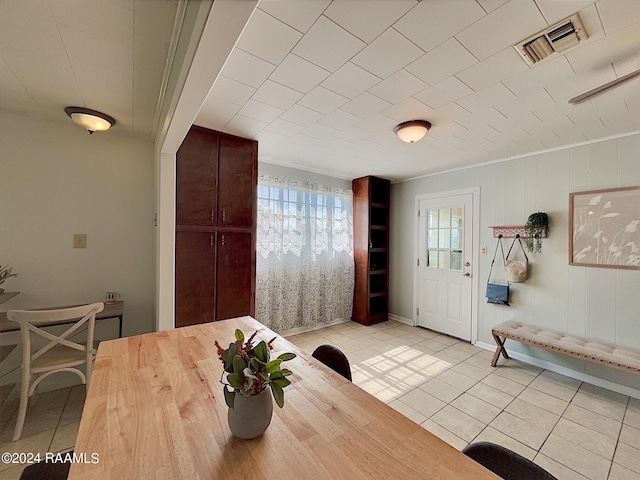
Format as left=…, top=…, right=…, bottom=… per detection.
left=569, top=68, right=640, bottom=104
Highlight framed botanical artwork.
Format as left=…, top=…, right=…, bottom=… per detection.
left=569, top=186, right=640, bottom=269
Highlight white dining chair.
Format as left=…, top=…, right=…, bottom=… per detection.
left=7, top=302, right=104, bottom=441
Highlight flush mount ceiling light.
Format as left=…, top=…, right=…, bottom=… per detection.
left=64, top=107, right=116, bottom=134
left=394, top=120, right=432, bottom=143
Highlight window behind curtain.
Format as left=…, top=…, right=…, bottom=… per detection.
left=255, top=176, right=354, bottom=332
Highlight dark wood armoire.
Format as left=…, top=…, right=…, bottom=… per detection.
left=175, top=125, right=257, bottom=327
left=352, top=176, right=390, bottom=326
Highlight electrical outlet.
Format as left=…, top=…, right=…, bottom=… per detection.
left=481, top=246, right=487, bottom=255
left=73, top=234, right=87, bottom=248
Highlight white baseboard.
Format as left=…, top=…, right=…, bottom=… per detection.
left=279, top=317, right=351, bottom=337
left=388, top=313, right=414, bottom=326
left=475, top=341, right=640, bottom=400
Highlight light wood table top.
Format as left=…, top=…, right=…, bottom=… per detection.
left=70, top=316, right=498, bottom=480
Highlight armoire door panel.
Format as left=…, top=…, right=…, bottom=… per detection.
left=217, top=136, right=255, bottom=227
left=216, top=232, right=253, bottom=321
left=175, top=231, right=215, bottom=327
left=176, top=127, right=218, bottom=226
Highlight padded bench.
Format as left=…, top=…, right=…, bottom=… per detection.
left=491, top=321, right=640, bottom=373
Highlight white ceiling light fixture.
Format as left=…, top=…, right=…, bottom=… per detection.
left=394, top=120, right=432, bottom=143
left=64, top=107, right=116, bottom=134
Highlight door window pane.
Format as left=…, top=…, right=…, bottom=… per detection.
left=424, top=206, right=465, bottom=271
left=428, top=210, right=438, bottom=228
left=428, top=250, right=438, bottom=268
left=451, top=207, right=463, bottom=227
left=428, top=229, right=438, bottom=248
left=451, top=229, right=461, bottom=249
left=439, top=229, right=450, bottom=248
left=451, top=251, right=462, bottom=270
left=438, top=251, right=450, bottom=269
left=439, top=208, right=451, bottom=228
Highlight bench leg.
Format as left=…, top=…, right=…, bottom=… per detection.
left=491, top=333, right=510, bottom=367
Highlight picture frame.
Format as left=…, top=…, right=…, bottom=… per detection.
left=569, top=186, right=640, bottom=269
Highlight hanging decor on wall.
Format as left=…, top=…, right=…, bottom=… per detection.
left=524, top=212, right=549, bottom=253
left=569, top=186, right=640, bottom=270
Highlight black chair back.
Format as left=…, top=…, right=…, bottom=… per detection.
left=462, top=442, right=557, bottom=480
left=312, top=344, right=352, bottom=381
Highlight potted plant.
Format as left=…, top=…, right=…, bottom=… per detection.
left=215, top=329, right=296, bottom=439
left=0, top=265, right=18, bottom=294
left=524, top=212, right=549, bottom=253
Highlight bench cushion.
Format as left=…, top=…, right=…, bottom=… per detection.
left=493, top=321, right=640, bottom=373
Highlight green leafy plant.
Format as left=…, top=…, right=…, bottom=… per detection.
left=0, top=265, right=18, bottom=292
left=215, top=329, right=296, bottom=409
left=524, top=212, right=549, bottom=253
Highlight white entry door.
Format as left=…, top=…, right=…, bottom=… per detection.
left=417, top=194, right=473, bottom=341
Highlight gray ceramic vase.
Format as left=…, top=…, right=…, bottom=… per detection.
left=227, top=387, right=273, bottom=439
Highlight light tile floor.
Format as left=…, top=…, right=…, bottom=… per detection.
left=0, top=320, right=638, bottom=480
left=287, top=320, right=640, bottom=480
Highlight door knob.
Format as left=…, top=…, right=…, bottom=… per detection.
left=465, top=261, right=471, bottom=267
left=463, top=272, right=471, bottom=277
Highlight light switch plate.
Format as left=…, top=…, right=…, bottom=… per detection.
left=73, top=234, right=87, bottom=248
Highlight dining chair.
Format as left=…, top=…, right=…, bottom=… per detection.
left=312, top=344, right=352, bottom=381
left=462, top=442, right=558, bottom=480
left=7, top=302, right=104, bottom=441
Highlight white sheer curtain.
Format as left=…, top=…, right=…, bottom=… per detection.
left=255, top=175, right=354, bottom=332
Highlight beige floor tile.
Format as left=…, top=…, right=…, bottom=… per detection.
left=0, top=429, right=55, bottom=473
left=0, top=385, right=15, bottom=407
left=571, top=392, right=626, bottom=422
left=517, top=386, right=569, bottom=416
left=433, top=369, right=478, bottom=391
left=614, top=443, right=640, bottom=475
left=369, top=331, right=396, bottom=342
left=396, top=389, right=447, bottom=418
left=472, top=426, right=537, bottom=460
left=540, top=434, right=611, bottom=480
left=49, top=422, right=79, bottom=453
left=358, top=378, right=406, bottom=403
left=427, top=351, right=463, bottom=368
left=562, top=404, right=622, bottom=439
left=490, top=411, right=552, bottom=450
left=429, top=335, right=460, bottom=346
left=462, top=356, right=496, bottom=373
left=387, top=367, right=430, bottom=388
left=579, top=383, right=629, bottom=406
left=418, top=378, right=464, bottom=403
left=552, top=418, right=617, bottom=460
left=387, top=400, right=427, bottom=425
left=609, top=462, right=640, bottom=480
left=533, top=453, right=590, bottom=480
left=471, top=348, right=496, bottom=361
left=412, top=328, right=440, bottom=340
left=467, top=383, right=514, bottom=409
left=0, top=465, right=25, bottom=480
left=492, top=364, right=537, bottom=386
left=59, top=400, right=84, bottom=427
left=506, top=360, right=544, bottom=376
left=450, top=362, right=491, bottom=381
left=415, top=338, right=448, bottom=352
left=430, top=405, right=487, bottom=442
left=420, top=419, right=468, bottom=450
left=481, top=372, right=526, bottom=397
left=620, top=423, right=640, bottom=450
left=624, top=405, right=640, bottom=429
left=529, top=373, right=580, bottom=402
left=505, top=398, right=560, bottom=430
left=538, top=369, right=582, bottom=388
left=449, top=341, right=482, bottom=354
left=450, top=393, right=501, bottom=424
left=393, top=333, right=425, bottom=345
left=0, top=400, right=64, bottom=444
left=439, top=346, right=475, bottom=361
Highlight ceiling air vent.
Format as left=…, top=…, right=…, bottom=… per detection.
left=516, top=13, right=588, bottom=65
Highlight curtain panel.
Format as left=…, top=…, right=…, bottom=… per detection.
left=255, top=175, right=354, bottom=332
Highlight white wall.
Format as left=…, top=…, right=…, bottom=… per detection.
left=390, top=133, right=640, bottom=391
left=0, top=111, right=156, bottom=386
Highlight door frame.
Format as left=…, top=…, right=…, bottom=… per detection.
left=413, top=187, right=481, bottom=343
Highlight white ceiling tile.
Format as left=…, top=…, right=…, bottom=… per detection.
left=222, top=49, right=277, bottom=89
left=320, top=62, right=382, bottom=99
left=195, top=97, right=241, bottom=132
left=544, top=67, right=614, bottom=103
left=456, top=83, right=516, bottom=113
left=279, top=104, right=324, bottom=126
left=285, top=134, right=322, bottom=148
left=318, top=109, right=362, bottom=130
left=258, top=0, right=330, bottom=33
left=493, top=89, right=556, bottom=117
left=394, top=0, right=486, bottom=53
left=503, top=56, right=576, bottom=96
left=414, top=77, right=475, bottom=109
left=269, top=54, right=330, bottom=94
left=292, top=16, right=365, bottom=72
left=252, top=80, right=304, bottom=110
left=596, top=0, right=640, bottom=33
left=406, top=38, right=477, bottom=85
left=381, top=97, right=433, bottom=123
left=333, top=126, right=379, bottom=143
left=298, top=86, right=350, bottom=114
left=134, top=0, right=177, bottom=45
left=324, top=0, right=416, bottom=43
left=355, top=113, right=399, bottom=134
left=455, top=47, right=528, bottom=91
left=225, top=115, right=268, bottom=138
left=254, top=130, right=290, bottom=145
left=341, top=92, right=392, bottom=119
left=0, top=57, right=42, bottom=113
left=456, top=0, right=548, bottom=60
left=236, top=9, right=302, bottom=65
left=368, top=70, right=427, bottom=104
left=477, top=0, right=509, bottom=14
left=301, top=123, right=341, bottom=140
left=535, top=0, right=594, bottom=25
left=352, top=28, right=424, bottom=79
left=237, top=99, right=284, bottom=123
left=212, top=77, right=256, bottom=106
left=265, top=118, right=306, bottom=136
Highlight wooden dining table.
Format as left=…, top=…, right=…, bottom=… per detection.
left=70, top=316, right=498, bottom=479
